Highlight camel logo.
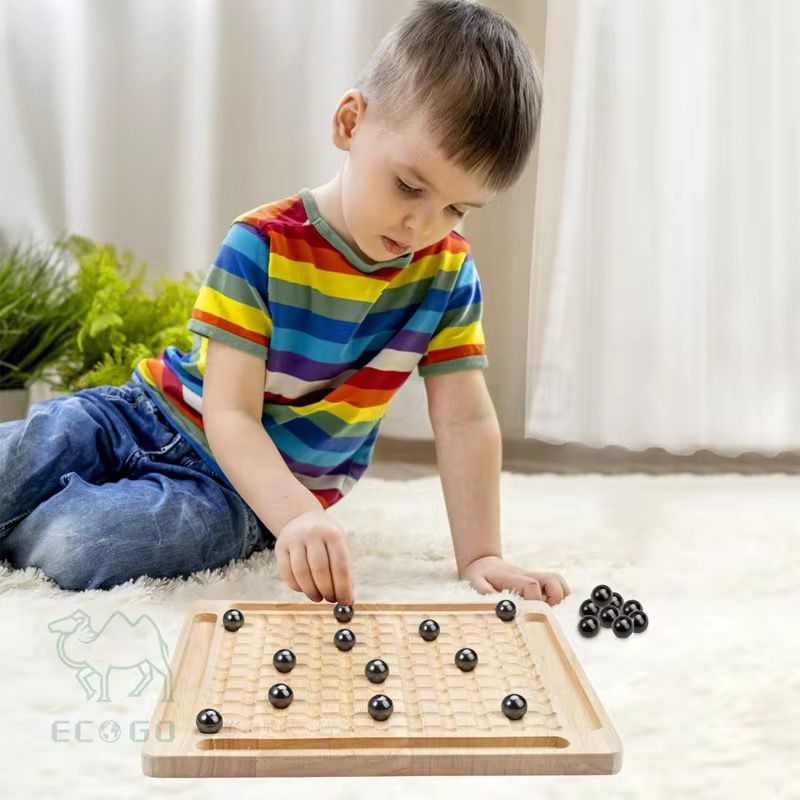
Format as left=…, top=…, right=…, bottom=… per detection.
left=48, top=609, right=173, bottom=703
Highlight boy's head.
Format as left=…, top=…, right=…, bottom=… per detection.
left=325, top=0, right=543, bottom=264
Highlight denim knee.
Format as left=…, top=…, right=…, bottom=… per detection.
left=16, top=511, right=103, bottom=590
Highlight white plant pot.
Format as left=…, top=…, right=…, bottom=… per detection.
left=0, top=388, right=30, bottom=423
left=0, top=373, right=70, bottom=423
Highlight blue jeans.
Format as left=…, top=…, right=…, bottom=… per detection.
left=0, top=380, right=275, bottom=590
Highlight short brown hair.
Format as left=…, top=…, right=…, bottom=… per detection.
left=354, top=0, right=543, bottom=192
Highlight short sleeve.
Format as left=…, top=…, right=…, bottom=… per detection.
left=187, top=221, right=272, bottom=361
left=417, top=248, right=489, bottom=377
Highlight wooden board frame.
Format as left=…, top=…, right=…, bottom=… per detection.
left=142, top=599, right=622, bottom=777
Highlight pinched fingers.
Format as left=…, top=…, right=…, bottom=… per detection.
left=274, top=532, right=353, bottom=605
left=537, top=575, right=566, bottom=605
left=275, top=545, right=301, bottom=593
left=323, top=536, right=354, bottom=605
left=506, top=573, right=567, bottom=606
left=305, top=538, right=336, bottom=603
left=288, top=543, right=324, bottom=602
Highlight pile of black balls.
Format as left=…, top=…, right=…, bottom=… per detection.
left=577, top=584, right=649, bottom=639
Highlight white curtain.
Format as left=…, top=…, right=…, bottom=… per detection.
left=0, top=0, right=419, bottom=267
left=526, top=0, right=800, bottom=457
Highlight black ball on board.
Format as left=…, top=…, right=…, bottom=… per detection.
left=598, top=606, right=619, bottom=628
left=609, top=592, right=624, bottom=610
left=622, top=599, right=644, bottom=616
left=196, top=708, right=223, bottom=734
left=334, top=628, right=356, bottom=651
left=629, top=610, right=649, bottom=633
left=365, top=658, right=389, bottom=683
left=612, top=615, right=634, bottom=639
left=334, top=604, right=354, bottom=623
left=495, top=599, right=517, bottom=621
left=273, top=649, right=296, bottom=673
left=501, top=693, right=528, bottom=720
left=268, top=683, right=293, bottom=709
left=368, top=694, right=393, bottom=721
left=419, top=619, right=440, bottom=641
left=222, top=608, right=244, bottom=632
left=578, top=615, right=600, bottom=638
left=455, top=647, right=478, bottom=671
left=579, top=599, right=600, bottom=617
left=590, top=585, right=612, bottom=607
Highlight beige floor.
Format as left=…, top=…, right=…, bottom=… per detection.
left=371, top=436, right=800, bottom=478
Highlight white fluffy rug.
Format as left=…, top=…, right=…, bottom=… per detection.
left=0, top=472, right=797, bottom=799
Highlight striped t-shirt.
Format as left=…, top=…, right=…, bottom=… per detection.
left=132, top=187, right=488, bottom=509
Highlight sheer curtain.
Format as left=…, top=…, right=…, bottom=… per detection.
left=525, top=0, right=800, bottom=456
left=0, top=0, right=414, bottom=267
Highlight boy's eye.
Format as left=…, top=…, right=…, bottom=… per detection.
left=395, top=177, right=419, bottom=195
left=394, top=177, right=465, bottom=219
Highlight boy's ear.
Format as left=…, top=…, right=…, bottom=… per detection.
left=332, top=89, right=367, bottom=151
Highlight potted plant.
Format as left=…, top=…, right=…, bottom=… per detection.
left=0, top=234, right=86, bottom=422
left=0, top=231, right=202, bottom=420
left=46, top=234, right=201, bottom=392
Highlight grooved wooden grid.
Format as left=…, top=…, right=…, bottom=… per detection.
left=204, top=610, right=562, bottom=737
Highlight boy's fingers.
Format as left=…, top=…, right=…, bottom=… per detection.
left=522, top=570, right=571, bottom=598
left=306, top=539, right=336, bottom=603
left=520, top=579, right=543, bottom=601
left=470, top=574, right=496, bottom=594
left=540, top=576, right=565, bottom=605
left=275, top=547, right=302, bottom=592
left=289, top=544, right=323, bottom=602
left=325, top=537, right=354, bottom=605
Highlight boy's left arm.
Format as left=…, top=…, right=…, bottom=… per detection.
left=423, top=369, right=571, bottom=606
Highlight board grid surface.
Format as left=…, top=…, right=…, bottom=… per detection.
left=142, top=600, right=622, bottom=777
left=207, top=610, right=561, bottom=738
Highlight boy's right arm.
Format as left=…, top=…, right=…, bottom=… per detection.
left=203, top=339, right=320, bottom=534
left=202, top=338, right=353, bottom=604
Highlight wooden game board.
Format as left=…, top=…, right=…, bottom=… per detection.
left=142, top=599, right=622, bottom=777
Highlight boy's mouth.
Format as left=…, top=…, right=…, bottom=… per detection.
left=381, top=235, right=411, bottom=255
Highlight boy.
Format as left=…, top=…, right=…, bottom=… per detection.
left=0, top=0, right=569, bottom=607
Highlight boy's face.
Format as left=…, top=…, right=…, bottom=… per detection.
left=332, top=90, right=496, bottom=264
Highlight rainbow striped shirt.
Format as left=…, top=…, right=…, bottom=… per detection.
left=132, top=188, right=488, bottom=509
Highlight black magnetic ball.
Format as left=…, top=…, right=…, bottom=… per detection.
left=501, top=693, right=528, bottom=720
left=365, top=658, right=389, bottom=683
left=598, top=606, right=619, bottom=628
left=455, top=647, right=478, bottom=671
left=578, top=615, right=600, bottom=638
left=368, top=694, right=393, bottom=721
left=611, top=615, right=634, bottom=639
left=196, top=708, right=222, bottom=734
left=273, top=648, right=296, bottom=673
left=334, top=628, right=356, bottom=651
left=590, top=585, right=612, bottom=607
left=495, top=599, right=517, bottom=621
left=579, top=598, right=600, bottom=617
left=609, top=592, right=624, bottom=610
left=419, top=619, right=440, bottom=641
left=268, top=683, right=293, bottom=708
left=334, top=604, right=354, bottom=623
left=622, top=599, right=643, bottom=616
left=629, top=610, right=649, bottom=633
left=222, top=608, right=244, bottom=632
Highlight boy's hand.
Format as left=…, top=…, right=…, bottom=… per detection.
left=461, top=555, right=571, bottom=607
left=274, top=510, right=354, bottom=605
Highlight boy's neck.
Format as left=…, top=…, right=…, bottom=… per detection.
left=307, top=175, right=379, bottom=266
